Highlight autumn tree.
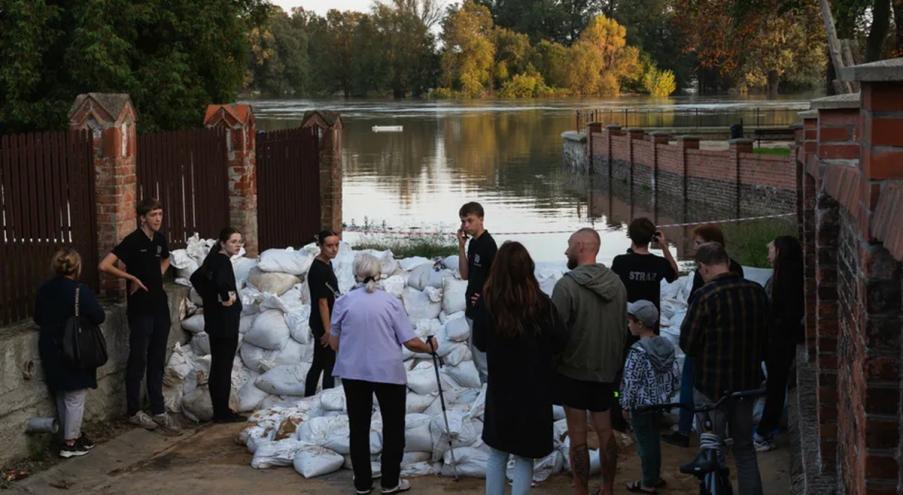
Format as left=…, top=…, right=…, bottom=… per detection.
left=440, top=0, right=497, bottom=96
left=565, top=15, right=639, bottom=96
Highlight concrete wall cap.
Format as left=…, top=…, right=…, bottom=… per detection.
left=68, top=93, right=136, bottom=127
left=676, top=135, right=701, bottom=141
left=301, top=110, right=343, bottom=130
left=798, top=110, right=818, bottom=119
left=648, top=131, right=670, bottom=136
left=810, top=93, right=861, bottom=110
left=729, top=138, right=755, bottom=144
left=605, top=124, right=622, bottom=130
left=839, top=57, right=903, bottom=82
left=561, top=130, right=587, bottom=142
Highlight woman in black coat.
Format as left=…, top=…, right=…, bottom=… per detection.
left=196, top=227, right=244, bottom=423
left=34, top=248, right=105, bottom=458
left=755, top=235, right=804, bottom=451
left=473, top=241, right=568, bottom=495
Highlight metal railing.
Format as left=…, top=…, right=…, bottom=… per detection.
left=576, top=106, right=806, bottom=131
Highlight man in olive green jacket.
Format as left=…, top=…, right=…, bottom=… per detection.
left=552, top=228, right=627, bottom=495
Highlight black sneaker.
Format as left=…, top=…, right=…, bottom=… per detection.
left=76, top=434, right=95, bottom=450
left=662, top=431, right=690, bottom=448
left=212, top=412, right=248, bottom=424
left=59, top=442, right=90, bottom=459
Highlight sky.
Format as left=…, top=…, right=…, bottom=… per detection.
left=271, top=0, right=457, bottom=17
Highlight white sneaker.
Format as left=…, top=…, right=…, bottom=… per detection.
left=153, top=413, right=183, bottom=435
left=129, top=411, right=158, bottom=430
left=382, top=479, right=411, bottom=494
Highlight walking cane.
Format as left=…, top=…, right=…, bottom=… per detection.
left=427, top=335, right=459, bottom=481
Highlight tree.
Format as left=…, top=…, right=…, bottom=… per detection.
left=493, top=27, right=532, bottom=87
left=372, top=3, right=438, bottom=97
left=440, top=0, right=496, bottom=96
left=565, top=15, right=639, bottom=96
left=478, top=0, right=611, bottom=44
left=246, top=7, right=311, bottom=97
left=531, top=39, right=570, bottom=88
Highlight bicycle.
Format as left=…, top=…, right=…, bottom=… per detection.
left=634, top=388, right=766, bottom=495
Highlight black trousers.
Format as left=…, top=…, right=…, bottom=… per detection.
left=757, top=341, right=796, bottom=436
left=304, top=338, right=335, bottom=397
left=343, top=379, right=406, bottom=491
left=126, top=304, right=171, bottom=416
left=208, top=332, right=239, bottom=418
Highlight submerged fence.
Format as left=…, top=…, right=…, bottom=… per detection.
left=576, top=106, right=806, bottom=131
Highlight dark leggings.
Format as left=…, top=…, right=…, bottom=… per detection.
left=208, top=332, right=239, bottom=418
left=343, top=379, right=406, bottom=491
left=757, top=341, right=795, bottom=436
left=304, top=337, right=335, bottom=397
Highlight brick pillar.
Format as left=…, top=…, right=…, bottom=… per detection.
left=587, top=122, right=602, bottom=172
left=301, top=111, right=343, bottom=236
left=68, top=93, right=138, bottom=298
left=729, top=138, right=753, bottom=217
left=840, top=58, right=903, bottom=495
left=604, top=124, right=621, bottom=178
left=204, top=104, right=258, bottom=256
left=626, top=128, right=644, bottom=187
left=800, top=111, right=819, bottom=361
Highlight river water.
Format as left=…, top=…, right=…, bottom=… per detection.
left=251, top=96, right=810, bottom=262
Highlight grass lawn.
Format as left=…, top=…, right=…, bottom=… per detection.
left=722, top=216, right=798, bottom=268
left=752, top=147, right=791, bottom=156
left=352, top=235, right=458, bottom=258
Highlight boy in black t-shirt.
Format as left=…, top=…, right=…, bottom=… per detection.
left=456, top=202, right=497, bottom=385
left=611, top=217, right=679, bottom=312
left=99, top=198, right=180, bottom=434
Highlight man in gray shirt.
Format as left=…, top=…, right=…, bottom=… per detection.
left=552, top=228, right=627, bottom=495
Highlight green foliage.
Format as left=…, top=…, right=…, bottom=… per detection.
left=0, top=0, right=267, bottom=133
left=441, top=0, right=496, bottom=97
left=564, top=15, right=639, bottom=96
left=352, top=236, right=458, bottom=259
left=752, top=147, right=791, bottom=156
left=642, top=67, right=676, bottom=97
left=721, top=217, right=798, bottom=268
left=499, top=72, right=551, bottom=97
left=478, top=0, right=609, bottom=44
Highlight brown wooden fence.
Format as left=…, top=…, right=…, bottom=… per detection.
left=257, top=128, right=321, bottom=250
left=137, top=128, right=229, bottom=249
left=0, top=130, right=97, bottom=325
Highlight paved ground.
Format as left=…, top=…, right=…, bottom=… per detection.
left=8, top=422, right=791, bottom=494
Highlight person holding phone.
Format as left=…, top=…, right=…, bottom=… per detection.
left=198, top=227, right=245, bottom=422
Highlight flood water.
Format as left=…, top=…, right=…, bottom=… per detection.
left=251, top=97, right=809, bottom=262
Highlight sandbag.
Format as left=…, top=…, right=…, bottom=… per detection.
left=286, top=307, right=312, bottom=345
left=404, top=413, right=434, bottom=452
left=260, top=287, right=305, bottom=314
left=406, top=361, right=439, bottom=395
left=258, top=248, right=314, bottom=276
left=381, top=275, right=406, bottom=299
left=440, top=446, right=489, bottom=478
left=430, top=411, right=479, bottom=460
left=190, top=331, right=211, bottom=356
left=442, top=360, right=481, bottom=389
left=398, top=257, right=431, bottom=271
left=406, top=392, right=436, bottom=414
left=182, top=386, right=213, bottom=422
left=444, top=316, right=470, bottom=342
left=240, top=343, right=278, bottom=372
left=245, top=310, right=291, bottom=350
left=403, top=287, right=441, bottom=320
left=238, top=375, right=268, bottom=412
left=441, top=255, right=459, bottom=272
left=240, top=286, right=263, bottom=315
left=319, top=387, right=347, bottom=412
left=273, top=338, right=308, bottom=367
left=519, top=450, right=564, bottom=482
left=255, top=363, right=312, bottom=396
left=163, top=343, right=194, bottom=386
left=293, top=445, right=345, bottom=478
left=251, top=438, right=306, bottom=469
left=443, top=343, right=471, bottom=367
left=239, top=315, right=253, bottom=334
left=170, top=249, right=199, bottom=280
left=232, top=257, right=257, bottom=291
left=247, top=268, right=300, bottom=296
left=181, top=313, right=205, bottom=334
left=407, top=264, right=447, bottom=291
left=441, top=277, right=468, bottom=314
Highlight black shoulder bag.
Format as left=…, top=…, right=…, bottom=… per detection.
left=62, top=286, right=109, bottom=369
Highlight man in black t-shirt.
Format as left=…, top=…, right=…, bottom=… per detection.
left=99, top=198, right=180, bottom=434
left=611, top=217, right=679, bottom=313
left=457, top=202, right=497, bottom=385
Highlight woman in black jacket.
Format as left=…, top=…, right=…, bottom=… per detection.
left=473, top=241, right=568, bottom=495
left=34, top=248, right=106, bottom=458
left=755, top=235, right=804, bottom=451
left=198, top=227, right=244, bottom=422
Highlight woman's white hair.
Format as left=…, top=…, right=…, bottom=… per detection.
left=353, top=254, right=382, bottom=293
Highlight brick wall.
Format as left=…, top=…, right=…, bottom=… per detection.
left=792, top=58, right=903, bottom=495
left=587, top=127, right=796, bottom=216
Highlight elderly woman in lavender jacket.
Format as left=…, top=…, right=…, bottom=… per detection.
left=329, top=254, right=437, bottom=495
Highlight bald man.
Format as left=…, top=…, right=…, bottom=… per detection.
left=551, top=228, right=627, bottom=495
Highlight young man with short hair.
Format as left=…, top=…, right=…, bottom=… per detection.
left=99, top=198, right=180, bottom=434
left=456, top=201, right=497, bottom=385
left=551, top=228, right=627, bottom=495
left=679, top=242, right=768, bottom=495
left=611, top=217, right=678, bottom=312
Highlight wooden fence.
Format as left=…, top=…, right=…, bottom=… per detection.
left=257, top=128, right=321, bottom=250
left=137, top=128, right=229, bottom=249
left=0, top=130, right=97, bottom=325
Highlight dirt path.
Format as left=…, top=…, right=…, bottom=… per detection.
left=9, top=422, right=791, bottom=494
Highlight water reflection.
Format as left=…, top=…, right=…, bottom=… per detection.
left=251, top=98, right=805, bottom=262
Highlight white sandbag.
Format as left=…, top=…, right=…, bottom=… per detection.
left=402, top=461, right=440, bottom=477
left=251, top=438, right=306, bottom=469
left=273, top=338, right=308, bottom=367
left=293, top=445, right=345, bottom=478
left=332, top=241, right=357, bottom=293
left=399, top=257, right=432, bottom=271
left=232, top=257, right=257, bottom=290
left=406, top=392, right=436, bottom=414
left=323, top=425, right=382, bottom=456
left=296, top=415, right=346, bottom=446
left=260, top=287, right=305, bottom=314
left=430, top=411, right=479, bottom=460
left=553, top=418, right=569, bottom=443
left=441, top=446, right=489, bottom=478
left=441, top=255, right=459, bottom=272
left=403, top=287, right=441, bottom=320
left=286, top=307, right=312, bottom=345
left=258, top=248, right=314, bottom=276
left=520, top=450, right=564, bottom=482
left=255, top=363, right=312, bottom=396
left=443, top=343, right=471, bottom=367
left=414, top=318, right=443, bottom=339
left=185, top=234, right=215, bottom=263
left=407, top=264, right=447, bottom=291
left=245, top=310, right=291, bottom=350
left=466, top=385, right=487, bottom=421
left=181, top=313, right=205, bottom=334
left=343, top=455, right=381, bottom=474
left=170, top=249, right=199, bottom=279
left=381, top=275, right=406, bottom=299
left=238, top=375, right=268, bottom=412
left=163, top=343, right=194, bottom=386
left=163, top=384, right=183, bottom=413
left=441, top=277, right=468, bottom=314
left=320, top=387, right=347, bottom=412
left=406, top=361, right=439, bottom=395
left=240, top=286, right=263, bottom=315
left=190, top=331, right=211, bottom=356
left=239, top=315, right=253, bottom=334
left=189, top=287, right=204, bottom=306
left=442, top=360, right=481, bottom=389
left=181, top=386, right=213, bottom=422
left=444, top=316, right=470, bottom=342
left=357, top=249, right=399, bottom=276
left=404, top=413, right=434, bottom=452
left=535, top=262, right=568, bottom=296
left=247, top=268, right=301, bottom=296
left=240, top=343, right=278, bottom=372
left=553, top=405, right=565, bottom=421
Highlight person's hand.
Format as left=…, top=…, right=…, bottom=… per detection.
left=319, top=333, right=330, bottom=348
left=456, top=228, right=467, bottom=249
left=427, top=336, right=439, bottom=353
left=470, top=292, right=480, bottom=307
left=655, top=229, right=668, bottom=245
left=129, top=276, right=148, bottom=295
left=221, top=293, right=236, bottom=307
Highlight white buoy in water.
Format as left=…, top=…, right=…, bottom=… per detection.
left=371, top=125, right=403, bottom=133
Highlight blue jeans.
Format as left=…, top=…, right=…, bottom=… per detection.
left=486, top=447, right=533, bottom=495
left=677, top=357, right=695, bottom=435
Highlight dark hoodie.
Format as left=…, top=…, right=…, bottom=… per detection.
left=551, top=263, right=627, bottom=382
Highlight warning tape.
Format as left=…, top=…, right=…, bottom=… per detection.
left=344, top=212, right=796, bottom=237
